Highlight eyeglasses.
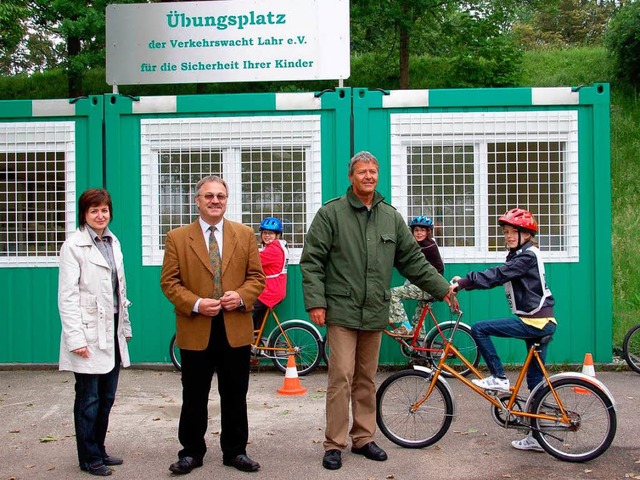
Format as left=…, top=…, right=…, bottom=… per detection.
left=198, top=193, right=228, bottom=201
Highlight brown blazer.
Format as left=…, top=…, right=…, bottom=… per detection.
left=161, top=219, right=265, bottom=349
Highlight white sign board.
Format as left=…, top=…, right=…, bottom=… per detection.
left=106, top=0, right=350, bottom=86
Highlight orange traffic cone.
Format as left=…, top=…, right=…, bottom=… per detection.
left=574, top=352, right=595, bottom=395
left=582, top=353, right=596, bottom=377
left=277, top=355, right=307, bottom=396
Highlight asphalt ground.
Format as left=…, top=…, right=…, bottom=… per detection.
left=1, top=365, right=639, bottom=480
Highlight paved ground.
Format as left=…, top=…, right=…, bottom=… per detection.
left=1, top=365, right=639, bottom=480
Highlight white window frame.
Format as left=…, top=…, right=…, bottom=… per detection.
left=140, top=115, right=322, bottom=265
left=390, top=111, right=579, bottom=263
left=0, top=121, right=76, bottom=267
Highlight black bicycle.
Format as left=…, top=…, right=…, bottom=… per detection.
left=622, top=323, right=640, bottom=374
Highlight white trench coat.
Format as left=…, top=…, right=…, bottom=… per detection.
left=58, top=227, right=132, bottom=374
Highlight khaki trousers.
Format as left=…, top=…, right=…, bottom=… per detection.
left=323, top=325, right=382, bottom=451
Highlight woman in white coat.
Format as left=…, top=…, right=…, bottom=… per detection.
left=58, top=189, right=132, bottom=477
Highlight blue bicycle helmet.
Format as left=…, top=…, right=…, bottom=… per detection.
left=408, top=216, right=434, bottom=228
left=259, top=217, right=283, bottom=233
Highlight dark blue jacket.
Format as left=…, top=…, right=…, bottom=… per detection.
left=457, top=242, right=554, bottom=318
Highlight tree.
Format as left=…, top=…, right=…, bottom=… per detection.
left=0, top=0, right=29, bottom=74
left=512, top=0, right=619, bottom=49
left=350, top=0, right=528, bottom=89
left=605, top=1, right=640, bottom=90
left=29, top=0, right=114, bottom=97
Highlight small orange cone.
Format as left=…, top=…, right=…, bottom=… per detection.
left=574, top=352, right=595, bottom=395
left=277, top=355, right=307, bottom=396
left=582, top=353, right=596, bottom=377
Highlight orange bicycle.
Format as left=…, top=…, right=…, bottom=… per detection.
left=384, top=301, right=479, bottom=377
left=170, top=307, right=324, bottom=375
left=376, top=309, right=617, bottom=462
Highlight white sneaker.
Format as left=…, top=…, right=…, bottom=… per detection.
left=511, top=433, right=544, bottom=452
left=472, top=375, right=510, bottom=392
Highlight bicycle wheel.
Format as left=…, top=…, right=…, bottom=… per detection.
left=622, top=324, right=640, bottom=374
left=529, top=377, right=617, bottom=462
left=425, top=324, right=479, bottom=377
left=269, top=323, right=322, bottom=376
left=376, top=370, right=453, bottom=448
left=169, top=333, right=181, bottom=371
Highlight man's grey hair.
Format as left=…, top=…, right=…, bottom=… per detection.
left=348, top=151, right=379, bottom=176
left=195, top=175, right=228, bottom=197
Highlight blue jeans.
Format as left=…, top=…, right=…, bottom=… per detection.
left=73, top=349, right=121, bottom=469
left=471, top=317, right=556, bottom=391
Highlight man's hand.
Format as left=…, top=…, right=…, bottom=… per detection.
left=199, top=298, right=223, bottom=316
left=220, top=291, right=243, bottom=311
left=442, top=291, right=460, bottom=313
left=308, top=307, right=327, bottom=327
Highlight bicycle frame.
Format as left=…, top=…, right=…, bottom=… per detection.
left=385, top=302, right=465, bottom=354
left=253, top=308, right=297, bottom=359
left=414, top=327, right=576, bottom=428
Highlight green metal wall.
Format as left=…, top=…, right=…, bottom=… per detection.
left=0, top=97, right=105, bottom=363
left=0, top=84, right=612, bottom=366
left=351, top=85, right=612, bottom=365
left=103, top=90, right=351, bottom=364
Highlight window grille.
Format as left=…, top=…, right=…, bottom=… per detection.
left=140, top=116, right=322, bottom=265
left=390, top=111, right=579, bottom=263
left=0, top=122, right=76, bottom=267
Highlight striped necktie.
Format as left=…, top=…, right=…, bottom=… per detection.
left=208, top=226, right=223, bottom=299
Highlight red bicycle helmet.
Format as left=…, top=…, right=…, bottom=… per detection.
left=498, top=208, right=538, bottom=234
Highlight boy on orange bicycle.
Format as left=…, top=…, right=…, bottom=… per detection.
left=252, top=217, right=289, bottom=330
left=450, top=208, right=556, bottom=452
left=388, top=216, right=444, bottom=337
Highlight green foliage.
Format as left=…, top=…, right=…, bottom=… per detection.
left=0, top=68, right=67, bottom=99
left=512, top=0, right=618, bottom=49
left=605, top=1, right=640, bottom=91
left=350, top=0, right=524, bottom=87
left=438, top=5, right=524, bottom=87
left=0, top=0, right=29, bottom=73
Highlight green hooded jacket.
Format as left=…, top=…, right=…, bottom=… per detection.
left=300, top=187, right=450, bottom=331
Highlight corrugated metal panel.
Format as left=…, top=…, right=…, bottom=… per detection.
left=0, top=85, right=611, bottom=366
left=0, top=96, right=104, bottom=363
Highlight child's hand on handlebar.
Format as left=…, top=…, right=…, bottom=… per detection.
left=449, top=276, right=461, bottom=296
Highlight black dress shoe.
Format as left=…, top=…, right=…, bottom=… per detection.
left=351, top=441, right=388, bottom=461
left=322, top=449, right=342, bottom=470
left=169, top=456, right=203, bottom=475
left=223, top=454, right=260, bottom=472
left=103, top=455, right=123, bottom=466
left=80, top=464, right=112, bottom=476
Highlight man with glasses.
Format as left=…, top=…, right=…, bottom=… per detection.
left=161, top=175, right=265, bottom=475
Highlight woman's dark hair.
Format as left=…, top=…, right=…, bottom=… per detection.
left=78, top=189, right=113, bottom=227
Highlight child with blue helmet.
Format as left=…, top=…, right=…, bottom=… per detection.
left=388, top=216, right=445, bottom=337
left=252, top=217, right=289, bottom=330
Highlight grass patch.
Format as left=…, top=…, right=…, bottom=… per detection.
left=610, top=86, right=640, bottom=345
left=521, top=47, right=611, bottom=86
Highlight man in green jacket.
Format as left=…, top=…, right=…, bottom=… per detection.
left=300, top=151, right=458, bottom=470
